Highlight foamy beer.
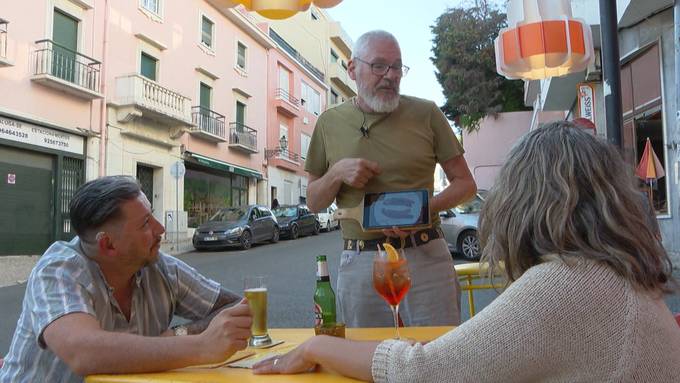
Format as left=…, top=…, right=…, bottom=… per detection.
left=243, top=276, right=272, bottom=347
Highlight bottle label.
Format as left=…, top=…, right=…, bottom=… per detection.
left=317, top=261, right=329, bottom=278
left=314, top=303, right=323, bottom=326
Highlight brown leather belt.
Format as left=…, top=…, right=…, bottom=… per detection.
left=343, top=227, right=443, bottom=251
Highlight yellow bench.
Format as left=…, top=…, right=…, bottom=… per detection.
left=454, top=262, right=505, bottom=317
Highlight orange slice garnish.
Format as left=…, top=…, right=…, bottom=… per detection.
left=382, top=243, right=400, bottom=262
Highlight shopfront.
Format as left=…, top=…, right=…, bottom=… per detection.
left=183, top=152, right=262, bottom=228
left=0, top=114, right=85, bottom=255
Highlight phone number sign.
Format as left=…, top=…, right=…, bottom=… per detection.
left=0, top=117, right=84, bottom=155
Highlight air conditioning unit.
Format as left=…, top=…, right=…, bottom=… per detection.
left=585, top=48, right=602, bottom=82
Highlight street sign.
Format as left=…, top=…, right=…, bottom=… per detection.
left=170, top=161, right=186, bottom=179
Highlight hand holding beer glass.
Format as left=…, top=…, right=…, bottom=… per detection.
left=244, top=276, right=272, bottom=347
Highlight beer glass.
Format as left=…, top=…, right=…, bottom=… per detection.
left=243, top=276, right=272, bottom=347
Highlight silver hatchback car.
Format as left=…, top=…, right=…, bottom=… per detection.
left=439, top=193, right=484, bottom=260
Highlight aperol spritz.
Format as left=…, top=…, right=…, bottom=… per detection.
left=373, top=243, right=411, bottom=339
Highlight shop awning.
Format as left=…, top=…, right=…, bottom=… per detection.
left=187, top=152, right=263, bottom=179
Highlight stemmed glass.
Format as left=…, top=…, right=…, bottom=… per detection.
left=372, top=244, right=411, bottom=340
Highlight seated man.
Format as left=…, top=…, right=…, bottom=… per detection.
left=0, top=176, right=252, bottom=382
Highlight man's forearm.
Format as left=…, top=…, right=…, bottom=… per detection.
left=184, top=287, right=242, bottom=335
left=306, top=170, right=342, bottom=213
left=69, top=331, right=207, bottom=376
left=431, top=177, right=477, bottom=213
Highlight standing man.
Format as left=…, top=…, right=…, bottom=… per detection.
left=0, top=176, right=252, bottom=382
left=305, top=30, right=477, bottom=327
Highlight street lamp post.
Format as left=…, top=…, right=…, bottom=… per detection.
left=599, top=0, right=624, bottom=148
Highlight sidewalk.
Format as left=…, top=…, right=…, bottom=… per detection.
left=0, top=256, right=40, bottom=288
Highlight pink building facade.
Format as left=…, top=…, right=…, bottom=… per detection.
left=0, top=0, right=104, bottom=255
left=263, top=31, right=327, bottom=207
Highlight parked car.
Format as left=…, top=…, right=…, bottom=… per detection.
left=273, top=204, right=320, bottom=239
left=316, top=203, right=339, bottom=232
left=192, top=205, right=279, bottom=251
left=440, top=193, right=484, bottom=260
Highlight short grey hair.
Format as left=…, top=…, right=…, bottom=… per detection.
left=351, top=30, right=399, bottom=60
left=69, top=175, right=142, bottom=239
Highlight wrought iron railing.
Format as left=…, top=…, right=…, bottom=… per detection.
left=275, top=88, right=299, bottom=107
left=229, top=122, right=257, bottom=151
left=265, top=147, right=300, bottom=162
left=191, top=106, right=226, bottom=138
left=269, top=29, right=325, bottom=82
left=0, top=19, right=7, bottom=60
left=32, top=39, right=101, bottom=93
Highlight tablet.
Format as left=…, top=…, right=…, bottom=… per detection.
left=362, top=189, right=430, bottom=230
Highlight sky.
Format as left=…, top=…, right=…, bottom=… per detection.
left=326, top=0, right=465, bottom=107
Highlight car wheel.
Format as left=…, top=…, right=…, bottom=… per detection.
left=458, top=230, right=480, bottom=260
left=270, top=227, right=280, bottom=243
left=313, top=221, right=320, bottom=235
left=290, top=224, right=299, bottom=240
left=240, top=230, right=252, bottom=250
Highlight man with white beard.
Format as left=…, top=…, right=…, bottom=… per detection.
left=304, top=30, right=477, bottom=327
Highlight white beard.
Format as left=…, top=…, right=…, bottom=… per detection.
left=358, top=82, right=400, bottom=113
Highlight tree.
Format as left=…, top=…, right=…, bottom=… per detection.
left=431, top=0, right=529, bottom=133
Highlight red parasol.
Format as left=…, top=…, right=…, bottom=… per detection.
left=635, top=138, right=665, bottom=208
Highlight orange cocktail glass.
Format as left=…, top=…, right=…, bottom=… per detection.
left=373, top=244, right=411, bottom=339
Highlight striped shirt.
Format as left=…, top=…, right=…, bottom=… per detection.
left=0, top=237, right=221, bottom=383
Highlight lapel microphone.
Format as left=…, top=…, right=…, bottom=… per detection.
left=360, top=125, right=369, bottom=138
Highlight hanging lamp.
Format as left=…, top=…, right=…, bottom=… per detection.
left=228, top=0, right=342, bottom=20
left=494, top=0, right=594, bottom=80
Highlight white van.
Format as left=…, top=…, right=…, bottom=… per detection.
left=316, top=203, right=339, bottom=232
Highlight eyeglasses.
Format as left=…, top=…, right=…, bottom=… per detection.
left=354, top=58, right=410, bottom=77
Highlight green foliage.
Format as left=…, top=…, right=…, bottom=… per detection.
left=431, top=0, right=529, bottom=133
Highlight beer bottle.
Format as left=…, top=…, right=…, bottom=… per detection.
left=314, top=255, right=337, bottom=326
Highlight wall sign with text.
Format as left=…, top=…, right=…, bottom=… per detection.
left=0, top=117, right=85, bottom=155
left=577, top=83, right=596, bottom=124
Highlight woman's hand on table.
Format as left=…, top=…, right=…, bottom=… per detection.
left=252, top=338, right=318, bottom=374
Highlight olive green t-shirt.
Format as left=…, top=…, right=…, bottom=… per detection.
left=305, top=95, right=464, bottom=240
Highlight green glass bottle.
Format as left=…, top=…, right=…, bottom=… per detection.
left=314, top=255, right=337, bottom=326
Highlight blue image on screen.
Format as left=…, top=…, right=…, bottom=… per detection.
left=364, top=190, right=428, bottom=229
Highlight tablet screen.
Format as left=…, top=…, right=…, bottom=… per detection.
left=363, top=190, right=430, bottom=230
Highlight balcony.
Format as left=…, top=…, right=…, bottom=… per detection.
left=274, top=88, right=300, bottom=117
left=114, top=74, right=192, bottom=126
left=30, top=39, right=102, bottom=99
left=0, top=19, right=10, bottom=67
left=228, top=122, right=258, bottom=153
left=329, top=22, right=353, bottom=58
left=190, top=106, right=227, bottom=142
left=265, top=147, right=300, bottom=171
left=329, top=61, right=357, bottom=97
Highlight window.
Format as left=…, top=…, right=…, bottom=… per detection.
left=341, top=60, right=348, bottom=70
left=236, top=101, right=246, bottom=126
left=278, top=66, right=291, bottom=95
left=301, top=82, right=321, bottom=115
left=330, top=49, right=339, bottom=63
left=199, top=82, right=212, bottom=109
left=52, top=9, right=78, bottom=83
left=236, top=42, right=247, bottom=70
left=330, top=89, right=339, bottom=105
left=140, top=52, right=158, bottom=81
left=301, top=133, right=311, bottom=160
left=140, top=0, right=160, bottom=15
left=201, top=15, right=214, bottom=48
left=311, top=10, right=319, bottom=20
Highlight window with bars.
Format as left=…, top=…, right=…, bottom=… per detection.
left=60, top=157, right=84, bottom=239
left=201, top=16, right=214, bottom=48
left=136, top=164, right=155, bottom=210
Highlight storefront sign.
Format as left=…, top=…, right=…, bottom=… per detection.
left=0, top=117, right=85, bottom=155
left=577, top=83, right=596, bottom=124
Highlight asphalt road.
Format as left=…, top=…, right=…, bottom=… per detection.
left=1, top=230, right=679, bottom=355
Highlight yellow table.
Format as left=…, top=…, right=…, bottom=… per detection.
left=86, top=326, right=453, bottom=382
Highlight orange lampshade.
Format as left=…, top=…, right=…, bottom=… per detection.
left=494, top=0, right=594, bottom=80
left=229, top=0, right=342, bottom=19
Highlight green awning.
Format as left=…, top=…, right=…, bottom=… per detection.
left=188, top=152, right=263, bottom=179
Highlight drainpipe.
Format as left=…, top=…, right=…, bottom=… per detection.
left=675, top=1, right=680, bottom=149
left=599, top=0, right=623, bottom=148
left=98, top=0, right=110, bottom=177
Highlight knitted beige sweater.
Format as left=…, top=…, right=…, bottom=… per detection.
left=371, top=259, right=680, bottom=382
